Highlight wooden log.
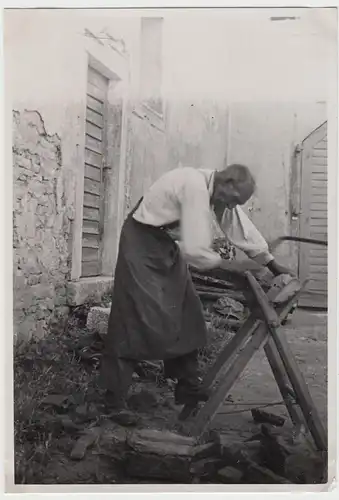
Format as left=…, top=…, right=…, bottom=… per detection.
left=98, top=424, right=128, bottom=459
left=191, top=272, right=238, bottom=290
left=219, top=437, right=261, bottom=467
left=205, top=315, right=243, bottom=330
left=191, top=266, right=249, bottom=289
left=125, top=429, right=221, bottom=482
left=254, top=425, right=291, bottom=476
left=244, top=460, right=293, bottom=484
left=127, top=428, right=196, bottom=453
left=189, top=457, right=224, bottom=479
left=196, top=284, right=240, bottom=295
left=217, top=466, right=244, bottom=483
left=197, top=290, right=247, bottom=304
left=125, top=451, right=193, bottom=482
left=251, top=409, right=285, bottom=427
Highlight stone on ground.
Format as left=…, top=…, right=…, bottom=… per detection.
left=86, top=306, right=110, bottom=336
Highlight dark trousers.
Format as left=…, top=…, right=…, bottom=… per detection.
left=100, top=350, right=200, bottom=407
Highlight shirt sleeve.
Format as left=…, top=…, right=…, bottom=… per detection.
left=221, top=206, right=274, bottom=266
left=178, top=172, right=222, bottom=270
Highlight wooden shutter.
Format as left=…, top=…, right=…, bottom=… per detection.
left=81, top=66, right=109, bottom=277
left=298, top=122, right=327, bottom=309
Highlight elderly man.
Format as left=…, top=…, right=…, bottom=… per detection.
left=100, top=164, right=291, bottom=424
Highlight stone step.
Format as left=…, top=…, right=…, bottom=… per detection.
left=86, top=305, right=111, bottom=336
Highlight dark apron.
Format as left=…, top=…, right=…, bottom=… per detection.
left=104, top=199, right=207, bottom=361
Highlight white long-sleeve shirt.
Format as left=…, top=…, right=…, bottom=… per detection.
left=133, top=167, right=274, bottom=271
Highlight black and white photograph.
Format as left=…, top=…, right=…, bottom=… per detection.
left=2, top=2, right=337, bottom=492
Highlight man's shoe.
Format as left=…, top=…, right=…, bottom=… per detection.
left=174, top=381, right=212, bottom=405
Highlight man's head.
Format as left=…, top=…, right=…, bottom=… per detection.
left=212, top=164, right=256, bottom=210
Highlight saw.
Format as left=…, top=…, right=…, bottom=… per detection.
left=268, top=236, right=327, bottom=252
left=219, top=236, right=328, bottom=275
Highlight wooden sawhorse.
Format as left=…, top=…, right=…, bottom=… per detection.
left=179, top=271, right=327, bottom=453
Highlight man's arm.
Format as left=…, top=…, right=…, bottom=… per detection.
left=178, top=173, right=223, bottom=271
left=218, top=256, right=294, bottom=276
left=220, top=206, right=294, bottom=276
left=267, top=259, right=295, bottom=277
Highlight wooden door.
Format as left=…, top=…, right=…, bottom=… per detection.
left=298, top=122, right=327, bottom=309
left=81, top=66, right=109, bottom=277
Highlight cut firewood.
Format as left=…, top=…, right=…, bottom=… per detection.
left=251, top=409, right=286, bottom=427
left=189, top=457, right=224, bottom=478
left=124, top=428, right=223, bottom=482
left=196, top=284, right=239, bottom=295
left=191, top=272, right=238, bottom=290
left=217, top=465, right=244, bottom=483
left=197, top=290, right=247, bottom=304
left=244, top=459, right=293, bottom=484
left=206, top=316, right=243, bottom=330
left=70, top=427, right=101, bottom=460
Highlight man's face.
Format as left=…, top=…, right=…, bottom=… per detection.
left=213, top=180, right=253, bottom=210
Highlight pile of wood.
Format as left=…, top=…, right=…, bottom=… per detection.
left=191, top=271, right=249, bottom=305
left=190, top=268, right=272, bottom=328
left=70, top=422, right=328, bottom=483
left=124, top=429, right=222, bottom=482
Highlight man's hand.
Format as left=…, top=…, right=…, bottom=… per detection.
left=220, top=259, right=295, bottom=277
left=267, top=259, right=296, bottom=277
left=219, top=258, right=295, bottom=278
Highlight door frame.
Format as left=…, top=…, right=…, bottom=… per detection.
left=298, top=121, right=327, bottom=308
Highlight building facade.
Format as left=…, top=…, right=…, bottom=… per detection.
left=7, top=9, right=332, bottom=341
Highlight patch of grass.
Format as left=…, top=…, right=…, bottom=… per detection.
left=198, top=319, right=235, bottom=374
left=13, top=310, right=173, bottom=484
left=14, top=313, right=106, bottom=484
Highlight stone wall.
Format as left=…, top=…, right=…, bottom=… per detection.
left=13, top=110, right=73, bottom=342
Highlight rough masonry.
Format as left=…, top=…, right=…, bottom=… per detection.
left=13, top=110, right=73, bottom=342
